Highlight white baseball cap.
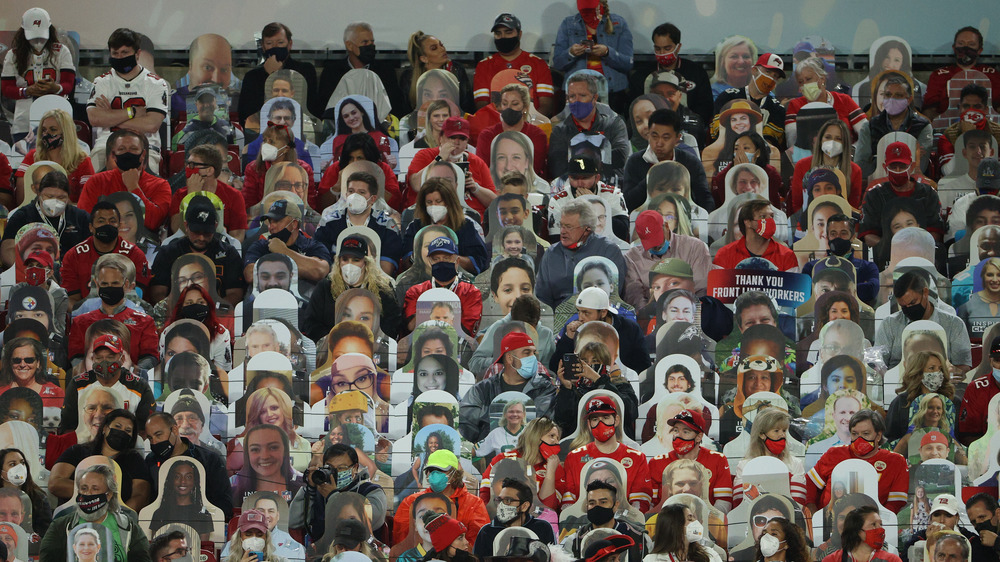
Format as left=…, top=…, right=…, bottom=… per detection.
left=22, top=8, right=51, bottom=41
left=930, top=493, right=960, bottom=516
left=575, top=286, right=616, bottom=314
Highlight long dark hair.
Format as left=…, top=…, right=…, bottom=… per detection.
left=160, top=459, right=207, bottom=511
left=336, top=97, right=382, bottom=136
left=337, top=133, right=381, bottom=170
left=231, top=424, right=299, bottom=501
left=11, top=27, right=60, bottom=75
left=841, top=506, right=880, bottom=554
left=753, top=517, right=809, bottom=562
left=733, top=131, right=771, bottom=168
left=0, top=448, right=44, bottom=501
left=650, top=504, right=710, bottom=562
left=89, top=408, right=138, bottom=454
left=0, top=337, right=47, bottom=386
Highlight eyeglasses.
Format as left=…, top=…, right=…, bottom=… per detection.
left=495, top=497, right=522, bottom=506
left=274, top=181, right=307, bottom=190
left=331, top=372, right=375, bottom=392
left=178, top=272, right=207, bottom=287
left=161, top=547, right=190, bottom=561
left=185, top=162, right=212, bottom=169
left=11, top=357, right=37, bottom=365
left=557, top=223, right=583, bottom=231
left=663, top=214, right=677, bottom=222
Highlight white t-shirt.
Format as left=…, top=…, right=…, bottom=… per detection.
left=1, top=43, right=75, bottom=134
left=87, top=66, right=169, bottom=151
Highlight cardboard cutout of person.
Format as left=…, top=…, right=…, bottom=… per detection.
left=66, top=524, right=111, bottom=562
left=138, top=456, right=223, bottom=541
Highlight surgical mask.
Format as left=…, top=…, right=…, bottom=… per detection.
left=341, top=263, right=363, bottom=286
left=77, top=492, right=109, bottom=515
left=516, top=355, right=538, bottom=379
left=993, top=367, right=1000, bottom=386
left=900, top=300, right=925, bottom=322
left=494, top=36, right=520, bottom=55
left=4, top=464, right=26, bottom=486
left=882, top=97, right=909, bottom=116
left=673, top=435, right=696, bottom=455
left=686, top=520, right=704, bottom=543
left=791, top=145, right=812, bottom=164
left=181, top=303, right=210, bottom=323
left=821, top=140, right=843, bottom=158
left=801, top=81, right=822, bottom=102
left=98, top=285, right=125, bottom=306
left=500, top=107, right=522, bottom=126
left=650, top=240, right=670, bottom=257
left=335, top=468, right=354, bottom=490
left=744, top=152, right=757, bottom=163
left=752, top=69, right=776, bottom=95
left=242, top=538, right=266, bottom=553
left=656, top=52, right=677, bottom=68
left=849, top=436, right=876, bottom=456
left=922, top=371, right=945, bottom=392
left=150, top=437, right=175, bottom=459
left=357, top=44, right=377, bottom=65
left=427, top=470, right=450, bottom=492
left=886, top=167, right=910, bottom=188
left=94, top=224, right=119, bottom=244
left=586, top=505, right=615, bottom=526
left=864, top=528, right=885, bottom=550
left=568, top=101, right=595, bottom=120
left=260, top=143, right=280, bottom=162
left=495, top=501, right=520, bottom=524
left=828, top=237, right=852, bottom=256
left=431, top=261, right=457, bottom=283
left=345, top=193, right=369, bottom=215
left=955, top=46, right=979, bottom=66
left=105, top=428, right=132, bottom=451
left=109, top=54, right=137, bottom=74
left=426, top=204, right=448, bottom=223
left=115, top=151, right=142, bottom=172
left=591, top=421, right=616, bottom=442
left=40, top=198, right=67, bottom=217
left=41, top=133, right=63, bottom=149
left=760, top=533, right=783, bottom=557
left=263, top=46, right=289, bottom=62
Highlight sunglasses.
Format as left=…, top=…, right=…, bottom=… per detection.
left=11, top=357, right=37, bottom=365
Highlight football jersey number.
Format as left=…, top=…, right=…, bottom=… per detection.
left=24, top=68, right=57, bottom=86
left=110, top=97, right=147, bottom=110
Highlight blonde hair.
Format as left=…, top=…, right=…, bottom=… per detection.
left=898, top=350, right=954, bottom=402
left=911, top=393, right=952, bottom=433
left=745, top=408, right=792, bottom=461
left=661, top=459, right=710, bottom=502
left=37, top=109, right=87, bottom=172
left=570, top=393, right=623, bottom=450
left=422, top=99, right=452, bottom=148
left=407, top=31, right=430, bottom=106
left=710, top=36, right=757, bottom=85
left=516, top=417, right=559, bottom=465
left=246, top=387, right=295, bottom=439
left=329, top=254, right=392, bottom=307
left=811, top=119, right=855, bottom=193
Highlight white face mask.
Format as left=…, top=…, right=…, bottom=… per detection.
left=759, top=533, right=784, bottom=558
left=922, top=371, right=945, bottom=392
left=40, top=198, right=67, bottom=218
left=821, top=139, right=843, bottom=158
left=242, top=537, right=266, bottom=553
left=426, top=204, right=448, bottom=223
left=260, top=143, right=280, bottom=162
left=686, top=520, right=704, bottom=543
left=346, top=193, right=369, bottom=215
left=495, top=502, right=520, bottom=524
left=4, top=464, right=27, bottom=486
left=341, top=263, right=363, bottom=286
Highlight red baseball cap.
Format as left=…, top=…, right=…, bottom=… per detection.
left=585, top=396, right=618, bottom=417
left=442, top=116, right=470, bottom=140
left=493, top=331, right=534, bottom=368
left=920, top=430, right=948, bottom=448
left=635, top=210, right=666, bottom=250
left=754, top=53, right=786, bottom=78
left=668, top=409, right=706, bottom=434
left=884, top=141, right=913, bottom=166
left=92, top=334, right=123, bottom=354
left=24, top=251, right=54, bottom=269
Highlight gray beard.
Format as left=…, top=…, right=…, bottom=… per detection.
left=78, top=504, right=109, bottom=523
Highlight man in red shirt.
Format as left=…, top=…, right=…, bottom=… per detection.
left=958, top=337, right=1000, bottom=445
left=713, top=198, right=799, bottom=271
left=60, top=200, right=150, bottom=308
left=648, top=409, right=733, bottom=513
left=168, top=144, right=247, bottom=240
left=807, top=409, right=909, bottom=513
left=403, top=236, right=482, bottom=337
left=78, top=130, right=171, bottom=231
left=405, top=117, right=497, bottom=215
left=561, top=396, right=652, bottom=512
left=923, top=26, right=1000, bottom=119
left=67, top=254, right=159, bottom=370
left=473, top=14, right=554, bottom=117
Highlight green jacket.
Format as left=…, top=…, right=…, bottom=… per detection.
left=40, top=508, right=151, bottom=562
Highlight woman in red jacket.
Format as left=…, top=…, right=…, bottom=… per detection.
left=789, top=119, right=864, bottom=214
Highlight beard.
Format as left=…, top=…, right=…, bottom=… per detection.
left=78, top=503, right=110, bottom=523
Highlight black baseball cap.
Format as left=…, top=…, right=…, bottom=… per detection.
left=568, top=155, right=600, bottom=176
left=184, top=195, right=219, bottom=234
left=492, top=13, right=521, bottom=32
left=332, top=519, right=369, bottom=549
left=263, top=198, right=302, bottom=222
left=340, top=235, right=368, bottom=259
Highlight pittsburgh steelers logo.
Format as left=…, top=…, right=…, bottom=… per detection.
left=21, top=297, right=37, bottom=310
left=621, top=457, right=633, bottom=468
left=873, top=461, right=886, bottom=471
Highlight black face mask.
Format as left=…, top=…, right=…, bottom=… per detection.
left=587, top=505, right=615, bottom=526
left=105, top=428, right=132, bottom=451
left=500, top=107, right=523, bottom=126
left=270, top=227, right=293, bottom=243
left=955, top=46, right=979, bottom=66
left=264, top=46, right=289, bottom=62
left=94, top=224, right=119, bottom=244
left=901, top=300, right=926, bottom=322
left=150, top=436, right=175, bottom=459
left=357, top=44, right=377, bottom=65
left=109, top=54, right=137, bottom=74
left=494, top=36, right=520, bottom=55
left=115, top=151, right=142, bottom=172
left=77, top=492, right=109, bottom=515
left=975, top=521, right=996, bottom=534
left=41, top=134, right=63, bottom=149
left=431, top=261, right=457, bottom=283
left=181, top=303, right=210, bottom=323
left=828, top=236, right=853, bottom=256
left=98, top=285, right=125, bottom=306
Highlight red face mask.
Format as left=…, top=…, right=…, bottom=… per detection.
left=655, top=52, right=677, bottom=68
left=863, top=527, right=885, bottom=550
left=577, top=0, right=602, bottom=28
left=962, top=109, right=988, bottom=130
left=539, top=442, right=561, bottom=460
left=590, top=421, right=616, bottom=442
left=754, top=217, right=777, bottom=239
left=764, top=437, right=787, bottom=455
left=672, top=435, right=696, bottom=455
left=850, top=436, right=876, bottom=456
left=885, top=166, right=911, bottom=188
left=185, top=166, right=199, bottom=179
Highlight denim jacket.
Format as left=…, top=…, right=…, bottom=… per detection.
left=553, top=13, right=634, bottom=92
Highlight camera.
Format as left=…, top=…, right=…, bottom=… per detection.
left=309, top=465, right=335, bottom=486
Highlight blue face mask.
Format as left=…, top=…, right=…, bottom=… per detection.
left=650, top=239, right=670, bottom=256
left=993, top=367, right=1000, bottom=386
left=427, top=470, right=450, bottom=492
left=516, top=355, right=538, bottom=379
left=335, top=468, right=355, bottom=490
left=790, top=145, right=812, bottom=164
left=569, top=101, right=595, bottom=120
